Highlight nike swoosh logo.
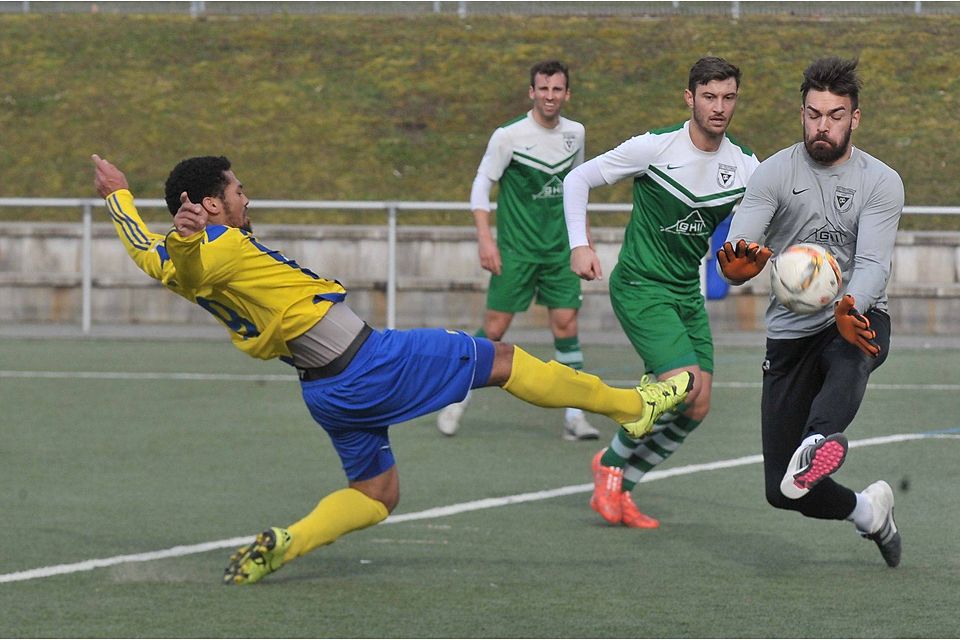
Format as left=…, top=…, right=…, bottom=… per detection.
left=666, top=164, right=682, bottom=170
left=523, top=145, right=536, bottom=151
left=792, top=188, right=809, bottom=195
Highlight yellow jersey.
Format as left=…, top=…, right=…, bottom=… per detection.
left=105, top=189, right=346, bottom=360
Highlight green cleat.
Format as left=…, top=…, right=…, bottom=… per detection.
left=620, top=371, right=694, bottom=439
left=223, top=527, right=292, bottom=585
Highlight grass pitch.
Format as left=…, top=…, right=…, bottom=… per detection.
left=1, top=336, right=958, bottom=637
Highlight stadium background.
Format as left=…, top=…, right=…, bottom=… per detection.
left=1, top=1, right=959, bottom=335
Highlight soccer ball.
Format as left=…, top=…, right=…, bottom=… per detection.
left=769, top=243, right=842, bottom=314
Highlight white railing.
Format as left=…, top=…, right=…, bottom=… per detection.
left=0, top=197, right=958, bottom=334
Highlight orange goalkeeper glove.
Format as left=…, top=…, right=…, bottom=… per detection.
left=716, top=239, right=773, bottom=283
left=834, top=294, right=880, bottom=358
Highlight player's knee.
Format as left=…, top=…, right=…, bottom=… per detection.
left=485, top=341, right=516, bottom=386
left=550, top=313, right=578, bottom=336
left=381, top=491, right=399, bottom=513
left=683, top=399, right=710, bottom=422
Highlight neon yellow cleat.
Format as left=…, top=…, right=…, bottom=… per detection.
left=223, top=527, right=292, bottom=585
left=620, top=371, right=694, bottom=439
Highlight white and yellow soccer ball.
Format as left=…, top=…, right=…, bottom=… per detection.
left=769, top=243, right=842, bottom=314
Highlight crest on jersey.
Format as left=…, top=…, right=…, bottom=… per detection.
left=661, top=210, right=708, bottom=236
left=562, top=133, right=577, bottom=153
left=717, top=163, right=737, bottom=189
left=834, top=186, right=856, bottom=213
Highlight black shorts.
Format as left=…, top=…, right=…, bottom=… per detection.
left=760, top=310, right=890, bottom=518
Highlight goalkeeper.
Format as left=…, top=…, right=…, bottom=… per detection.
left=718, top=57, right=903, bottom=567
left=91, top=153, right=691, bottom=585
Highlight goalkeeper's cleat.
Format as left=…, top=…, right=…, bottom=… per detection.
left=780, top=433, right=848, bottom=499
left=563, top=412, right=600, bottom=441
left=620, top=491, right=660, bottom=529
left=223, top=527, right=292, bottom=585
left=590, top=449, right=624, bottom=524
left=437, top=394, right=471, bottom=436
left=858, top=480, right=901, bottom=568
left=620, top=371, right=693, bottom=439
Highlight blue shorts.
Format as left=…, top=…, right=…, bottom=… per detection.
left=300, top=328, right=495, bottom=481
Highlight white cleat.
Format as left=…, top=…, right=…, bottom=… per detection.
left=858, top=480, right=901, bottom=568
left=779, top=433, right=848, bottom=499
left=437, top=395, right=470, bottom=436
left=563, top=412, right=600, bottom=441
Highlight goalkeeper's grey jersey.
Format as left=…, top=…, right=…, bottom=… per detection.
left=726, top=142, right=903, bottom=339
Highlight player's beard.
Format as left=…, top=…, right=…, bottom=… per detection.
left=693, top=109, right=730, bottom=140
left=804, top=125, right=852, bottom=164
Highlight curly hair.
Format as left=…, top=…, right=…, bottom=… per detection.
left=801, top=57, right=861, bottom=110
left=163, top=156, right=232, bottom=215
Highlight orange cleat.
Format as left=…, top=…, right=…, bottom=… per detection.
left=620, top=491, right=660, bottom=529
left=590, top=449, right=624, bottom=524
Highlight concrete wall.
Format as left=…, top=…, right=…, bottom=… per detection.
left=1, top=222, right=958, bottom=334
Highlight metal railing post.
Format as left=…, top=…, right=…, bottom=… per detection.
left=387, top=203, right=397, bottom=329
left=81, top=201, right=93, bottom=334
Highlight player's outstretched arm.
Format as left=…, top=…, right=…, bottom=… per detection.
left=717, top=239, right=773, bottom=284
left=92, top=154, right=169, bottom=282
left=92, top=154, right=128, bottom=198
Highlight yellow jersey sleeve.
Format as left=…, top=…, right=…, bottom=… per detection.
left=105, top=189, right=176, bottom=284
left=106, top=189, right=347, bottom=361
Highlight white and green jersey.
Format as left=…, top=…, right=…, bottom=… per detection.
left=476, top=111, right=585, bottom=262
left=592, top=120, right=758, bottom=294
left=725, top=143, right=904, bottom=338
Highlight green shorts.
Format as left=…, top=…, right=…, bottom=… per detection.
left=486, top=253, right=582, bottom=313
left=609, top=268, right=714, bottom=375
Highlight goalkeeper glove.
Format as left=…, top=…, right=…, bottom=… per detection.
left=834, top=294, right=880, bottom=358
left=716, top=239, right=773, bottom=283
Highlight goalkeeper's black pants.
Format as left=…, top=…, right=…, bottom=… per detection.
left=760, top=310, right=891, bottom=520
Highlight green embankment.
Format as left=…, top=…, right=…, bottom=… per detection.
left=1, top=13, right=957, bottom=228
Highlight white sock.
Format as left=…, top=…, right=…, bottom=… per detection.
left=565, top=407, right=584, bottom=421
left=846, top=491, right=875, bottom=532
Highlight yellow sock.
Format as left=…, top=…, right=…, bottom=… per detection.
left=283, top=487, right=389, bottom=562
left=502, top=346, right=643, bottom=424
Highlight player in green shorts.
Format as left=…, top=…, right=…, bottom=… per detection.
left=563, top=57, right=760, bottom=527
left=437, top=59, right=599, bottom=441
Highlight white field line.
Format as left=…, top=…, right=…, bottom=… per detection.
left=2, top=370, right=959, bottom=392
left=2, top=430, right=957, bottom=585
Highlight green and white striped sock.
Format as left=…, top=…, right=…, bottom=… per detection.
left=622, top=415, right=701, bottom=490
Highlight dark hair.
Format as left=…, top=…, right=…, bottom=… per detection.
left=801, top=56, right=861, bottom=110
left=529, top=60, right=569, bottom=90
left=163, top=156, right=232, bottom=215
left=687, top=56, right=741, bottom=94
